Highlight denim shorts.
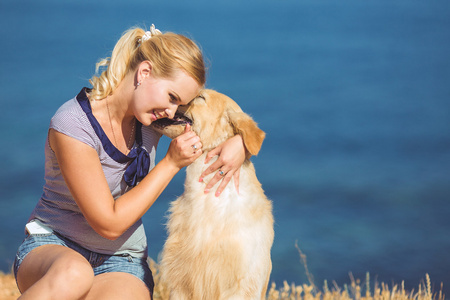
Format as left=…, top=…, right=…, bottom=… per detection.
left=14, top=231, right=154, bottom=297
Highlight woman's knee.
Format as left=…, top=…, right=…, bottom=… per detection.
left=46, top=252, right=95, bottom=293
left=18, top=245, right=94, bottom=298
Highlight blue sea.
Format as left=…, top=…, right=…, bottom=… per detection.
left=1, top=0, right=449, bottom=296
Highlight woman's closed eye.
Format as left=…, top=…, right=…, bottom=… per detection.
left=169, top=93, right=181, bottom=104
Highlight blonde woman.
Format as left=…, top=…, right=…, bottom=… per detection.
left=13, top=25, right=247, bottom=300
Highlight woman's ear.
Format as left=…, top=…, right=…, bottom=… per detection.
left=227, top=110, right=265, bottom=156
left=137, top=60, right=152, bottom=82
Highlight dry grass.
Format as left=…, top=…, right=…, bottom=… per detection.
left=264, top=273, right=444, bottom=300
left=1, top=257, right=444, bottom=300
left=149, top=257, right=445, bottom=300
left=0, top=271, right=21, bottom=300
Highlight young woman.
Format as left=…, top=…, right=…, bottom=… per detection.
left=13, top=25, right=247, bottom=300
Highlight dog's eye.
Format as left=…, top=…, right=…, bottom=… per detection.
left=198, top=95, right=206, bottom=101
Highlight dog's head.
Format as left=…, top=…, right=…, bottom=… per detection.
left=151, top=89, right=265, bottom=156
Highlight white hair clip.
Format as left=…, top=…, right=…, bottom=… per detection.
left=139, top=24, right=162, bottom=44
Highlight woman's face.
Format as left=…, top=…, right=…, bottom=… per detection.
left=133, top=69, right=201, bottom=126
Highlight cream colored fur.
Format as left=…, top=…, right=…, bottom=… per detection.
left=153, top=89, right=274, bottom=300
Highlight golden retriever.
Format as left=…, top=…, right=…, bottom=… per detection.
left=152, top=89, right=274, bottom=300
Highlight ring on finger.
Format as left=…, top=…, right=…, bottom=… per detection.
left=192, top=144, right=198, bottom=151
left=218, top=169, right=225, bottom=176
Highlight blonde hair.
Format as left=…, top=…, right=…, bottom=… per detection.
left=89, top=26, right=206, bottom=100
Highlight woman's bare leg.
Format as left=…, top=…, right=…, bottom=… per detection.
left=16, top=244, right=94, bottom=300
left=85, top=272, right=151, bottom=300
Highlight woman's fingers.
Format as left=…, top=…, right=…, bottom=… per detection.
left=203, top=146, right=221, bottom=165
left=200, top=135, right=246, bottom=196
left=203, top=166, right=240, bottom=197
left=214, top=168, right=240, bottom=197
left=166, top=124, right=202, bottom=169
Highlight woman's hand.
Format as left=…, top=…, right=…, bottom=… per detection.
left=165, top=124, right=203, bottom=170
left=200, top=135, right=247, bottom=197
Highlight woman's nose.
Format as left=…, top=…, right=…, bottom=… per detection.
left=165, top=107, right=177, bottom=119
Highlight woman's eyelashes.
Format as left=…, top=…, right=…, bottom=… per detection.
left=169, top=93, right=181, bottom=104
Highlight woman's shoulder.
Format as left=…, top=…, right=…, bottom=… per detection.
left=49, top=90, right=98, bottom=148
left=51, top=88, right=93, bottom=127
left=52, top=95, right=85, bottom=121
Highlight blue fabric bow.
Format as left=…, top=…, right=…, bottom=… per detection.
left=76, top=88, right=151, bottom=188
left=124, top=144, right=150, bottom=187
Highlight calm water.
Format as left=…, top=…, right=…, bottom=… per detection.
left=1, top=0, right=450, bottom=295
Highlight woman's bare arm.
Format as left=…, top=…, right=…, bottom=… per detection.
left=49, top=124, right=201, bottom=240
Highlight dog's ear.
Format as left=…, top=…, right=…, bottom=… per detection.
left=227, top=110, right=265, bottom=156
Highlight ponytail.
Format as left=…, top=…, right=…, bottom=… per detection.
left=89, top=26, right=205, bottom=101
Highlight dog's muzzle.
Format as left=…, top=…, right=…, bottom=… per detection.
left=152, top=112, right=193, bottom=129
